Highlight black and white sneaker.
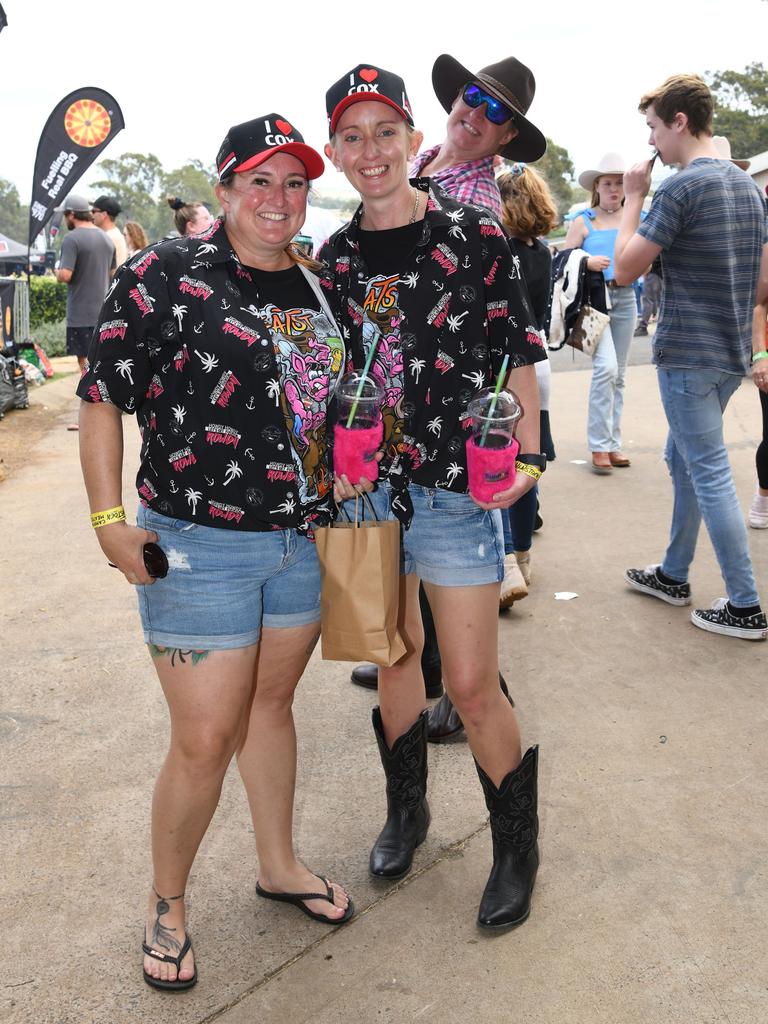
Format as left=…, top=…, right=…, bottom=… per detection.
left=624, top=564, right=691, bottom=606
left=691, top=599, right=768, bottom=641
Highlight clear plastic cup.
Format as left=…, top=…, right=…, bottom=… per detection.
left=466, top=388, right=521, bottom=502
left=334, top=371, right=384, bottom=484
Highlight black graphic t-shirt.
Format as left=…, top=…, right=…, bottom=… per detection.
left=318, top=180, right=546, bottom=526
left=77, top=220, right=344, bottom=533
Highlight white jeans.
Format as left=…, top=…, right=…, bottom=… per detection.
left=587, top=285, right=637, bottom=451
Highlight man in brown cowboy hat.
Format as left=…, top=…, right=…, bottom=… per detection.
left=349, top=53, right=547, bottom=735
left=412, top=53, right=547, bottom=219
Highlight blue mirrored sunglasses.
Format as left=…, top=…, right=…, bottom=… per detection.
left=462, top=83, right=515, bottom=126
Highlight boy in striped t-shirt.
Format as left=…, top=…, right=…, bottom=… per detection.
left=613, top=73, right=767, bottom=641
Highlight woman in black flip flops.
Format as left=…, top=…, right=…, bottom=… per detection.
left=78, top=115, right=353, bottom=990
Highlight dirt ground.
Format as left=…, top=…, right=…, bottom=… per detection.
left=0, top=358, right=79, bottom=482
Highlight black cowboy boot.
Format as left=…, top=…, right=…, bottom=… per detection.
left=475, top=745, right=539, bottom=929
left=427, top=674, right=513, bottom=743
left=370, top=707, right=430, bottom=880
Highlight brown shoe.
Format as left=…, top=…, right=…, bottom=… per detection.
left=591, top=452, right=613, bottom=474
left=609, top=452, right=631, bottom=467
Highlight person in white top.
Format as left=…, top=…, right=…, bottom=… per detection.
left=91, top=194, right=127, bottom=268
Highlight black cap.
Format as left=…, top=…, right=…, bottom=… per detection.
left=216, top=114, right=325, bottom=182
left=91, top=195, right=121, bottom=217
left=326, top=64, right=414, bottom=135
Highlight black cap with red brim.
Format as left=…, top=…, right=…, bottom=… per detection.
left=326, top=64, right=414, bottom=135
left=216, top=114, right=325, bottom=182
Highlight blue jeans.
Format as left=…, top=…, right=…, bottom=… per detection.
left=587, top=285, right=637, bottom=451
left=502, top=485, right=538, bottom=554
left=657, top=368, right=760, bottom=607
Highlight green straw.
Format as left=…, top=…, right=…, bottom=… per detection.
left=345, top=339, right=380, bottom=428
left=479, top=354, right=509, bottom=447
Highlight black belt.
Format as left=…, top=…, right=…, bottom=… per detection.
left=606, top=279, right=624, bottom=289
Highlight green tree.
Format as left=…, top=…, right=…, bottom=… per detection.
left=532, top=139, right=577, bottom=220
left=90, top=151, right=165, bottom=239
left=706, top=62, right=768, bottom=158
left=89, top=152, right=222, bottom=241
left=0, top=177, right=30, bottom=242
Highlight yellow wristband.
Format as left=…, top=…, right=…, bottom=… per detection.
left=90, top=505, right=126, bottom=529
left=515, top=461, right=542, bottom=482
left=752, top=351, right=768, bottom=364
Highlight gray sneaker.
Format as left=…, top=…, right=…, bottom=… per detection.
left=624, top=564, right=691, bottom=606
left=691, top=599, right=768, bottom=641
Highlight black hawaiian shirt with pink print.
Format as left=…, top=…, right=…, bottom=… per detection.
left=77, top=219, right=344, bottom=533
left=318, top=179, right=546, bottom=526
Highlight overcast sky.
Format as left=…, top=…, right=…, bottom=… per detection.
left=2, top=0, right=766, bottom=202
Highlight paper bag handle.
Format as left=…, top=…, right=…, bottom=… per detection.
left=335, top=491, right=379, bottom=527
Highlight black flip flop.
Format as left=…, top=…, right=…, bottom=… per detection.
left=142, top=933, right=198, bottom=991
left=255, top=875, right=354, bottom=925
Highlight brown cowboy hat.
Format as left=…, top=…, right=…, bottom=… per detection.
left=432, top=53, right=547, bottom=161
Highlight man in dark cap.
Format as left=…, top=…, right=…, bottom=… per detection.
left=54, top=194, right=116, bottom=424
left=91, top=194, right=127, bottom=267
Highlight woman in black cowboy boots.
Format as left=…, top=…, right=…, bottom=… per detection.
left=321, top=62, right=544, bottom=926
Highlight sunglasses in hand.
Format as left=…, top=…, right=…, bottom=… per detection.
left=108, top=542, right=169, bottom=579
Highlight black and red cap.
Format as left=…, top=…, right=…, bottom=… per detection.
left=326, top=64, right=414, bottom=135
left=216, top=114, right=325, bottom=182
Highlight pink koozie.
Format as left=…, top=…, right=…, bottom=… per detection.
left=334, top=421, right=383, bottom=484
left=466, top=434, right=520, bottom=502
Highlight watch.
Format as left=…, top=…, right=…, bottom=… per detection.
left=517, top=453, right=547, bottom=473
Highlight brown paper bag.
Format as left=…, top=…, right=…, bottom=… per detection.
left=315, top=497, right=406, bottom=667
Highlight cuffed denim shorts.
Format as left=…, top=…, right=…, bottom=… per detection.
left=362, top=482, right=504, bottom=587
left=135, top=506, right=320, bottom=649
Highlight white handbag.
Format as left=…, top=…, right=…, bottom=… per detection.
left=565, top=302, right=610, bottom=358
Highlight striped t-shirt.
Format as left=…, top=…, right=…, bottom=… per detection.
left=638, top=158, right=767, bottom=375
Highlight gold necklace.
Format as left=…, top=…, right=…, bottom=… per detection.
left=408, top=187, right=421, bottom=223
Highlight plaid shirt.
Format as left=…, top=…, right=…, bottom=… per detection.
left=410, top=146, right=502, bottom=220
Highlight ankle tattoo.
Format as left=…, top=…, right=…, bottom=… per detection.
left=149, top=886, right=184, bottom=955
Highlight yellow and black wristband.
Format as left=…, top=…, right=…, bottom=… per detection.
left=515, top=461, right=542, bottom=482
left=91, top=505, right=126, bottom=529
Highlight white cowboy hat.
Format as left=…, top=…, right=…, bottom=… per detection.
left=712, top=136, right=750, bottom=170
left=577, top=153, right=627, bottom=192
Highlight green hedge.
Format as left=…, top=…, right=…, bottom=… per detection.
left=29, top=276, right=67, bottom=330
left=31, top=318, right=67, bottom=358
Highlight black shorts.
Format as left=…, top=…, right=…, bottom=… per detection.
left=66, top=326, right=95, bottom=357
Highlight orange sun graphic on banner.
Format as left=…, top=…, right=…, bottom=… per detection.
left=64, top=99, right=112, bottom=147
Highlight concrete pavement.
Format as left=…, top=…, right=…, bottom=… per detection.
left=1, top=359, right=766, bottom=1024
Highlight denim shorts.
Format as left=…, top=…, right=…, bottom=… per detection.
left=135, top=506, right=320, bottom=649
left=361, top=482, right=504, bottom=587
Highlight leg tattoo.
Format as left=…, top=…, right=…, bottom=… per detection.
left=149, top=645, right=210, bottom=667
